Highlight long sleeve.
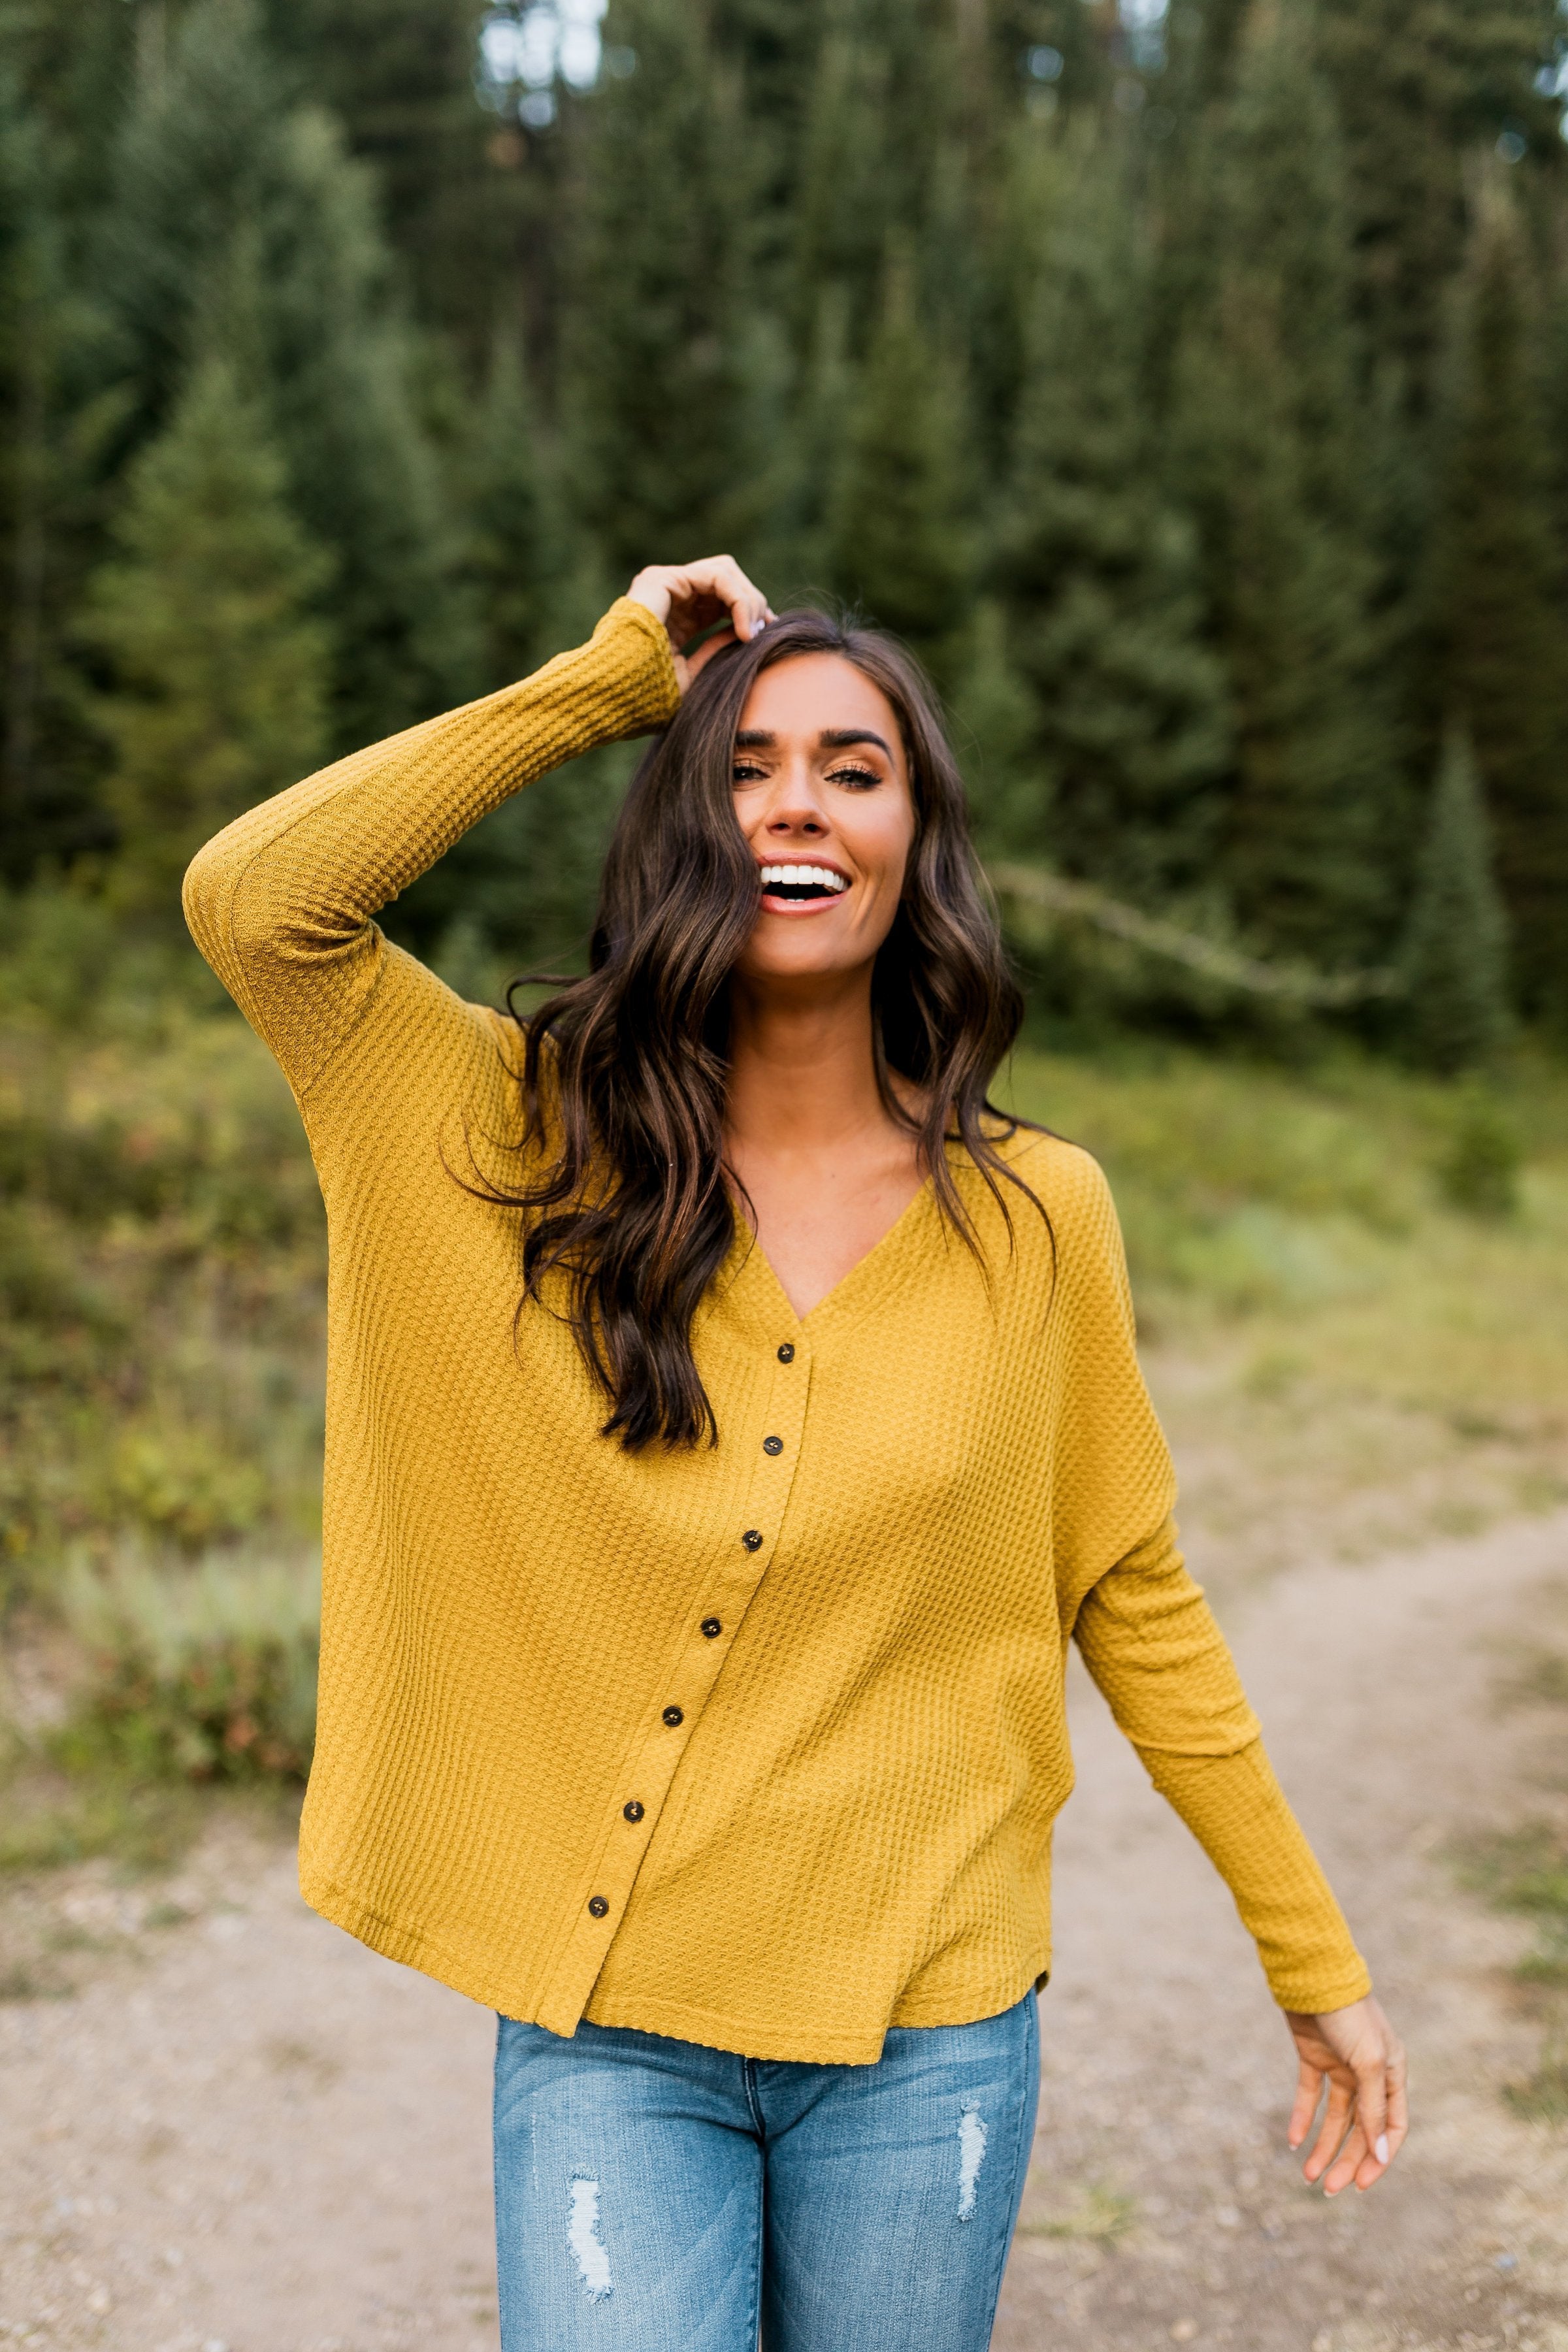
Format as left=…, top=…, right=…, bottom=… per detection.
left=1045, top=1153, right=1369, bottom=2014
left=1074, top=1516, right=1371, bottom=2013
left=182, top=597, right=679, bottom=1101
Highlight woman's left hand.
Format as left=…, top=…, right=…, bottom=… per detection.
left=627, top=557, right=775, bottom=694
left=1284, top=1993, right=1407, bottom=2194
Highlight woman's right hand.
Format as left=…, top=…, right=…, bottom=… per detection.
left=627, top=557, right=775, bottom=694
left=1284, top=1992, right=1408, bottom=2194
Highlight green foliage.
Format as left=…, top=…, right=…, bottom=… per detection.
left=1399, top=732, right=1511, bottom=1074
left=1454, top=1813, right=1568, bottom=2117
left=563, top=0, right=754, bottom=578
left=0, top=61, right=105, bottom=882
left=86, top=353, right=332, bottom=918
left=0, top=1771, right=203, bottom=1876
left=462, top=329, right=570, bottom=692
left=99, top=0, right=477, bottom=749
left=1001, top=1044, right=1568, bottom=1311
left=951, top=596, right=1037, bottom=851
left=259, top=0, right=522, bottom=352
left=1437, top=1092, right=1523, bottom=1219
left=994, top=124, right=1230, bottom=898
left=0, top=925, right=325, bottom=1597
left=1427, top=175, right=1568, bottom=1020
left=56, top=1548, right=319, bottom=1784
left=1172, top=0, right=1398, bottom=969
left=0, top=0, right=1564, bottom=1002
left=826, top=247, right=973, bottom=679
left=1315, top=0, right=1564, bottom=388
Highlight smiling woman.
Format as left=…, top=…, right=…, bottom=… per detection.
left=183, top=553, right=1406, bottom=2352
left=500, top=586, right=1032, bottom=1427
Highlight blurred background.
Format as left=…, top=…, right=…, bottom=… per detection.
left=3, top=3, right=1568, bottom=2345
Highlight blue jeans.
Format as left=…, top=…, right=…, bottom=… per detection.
left=493, top=1993, right=1039, bottom=2351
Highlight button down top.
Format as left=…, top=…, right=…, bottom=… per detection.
left=184, top=594, right=1371, bottom=2068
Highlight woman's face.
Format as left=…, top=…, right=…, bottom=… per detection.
left=730, top=653, right=917, bottom=987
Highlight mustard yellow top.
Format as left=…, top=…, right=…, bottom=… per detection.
left=184, top=598, right=1370, bottom=2063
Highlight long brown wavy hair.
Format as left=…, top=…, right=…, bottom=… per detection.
left=496, top=609, right=1038, bottom=1451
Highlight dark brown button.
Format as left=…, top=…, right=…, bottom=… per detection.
left=763, top=1435, right=783, bottom=1456
left=623, top=1801, right=644, bottom=1822
left=777, top=1343, right=795, bottom=1363
left=742, top=1529, right=763, bottom=1552
left=700, top=1617, right=722, bottom=1639
left=662, top=1705, right=684, bottom=1727
left=587, top=1895, right=610, bottom=1918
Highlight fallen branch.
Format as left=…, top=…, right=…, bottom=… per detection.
left=987, top=862, right=1403, bottom=1008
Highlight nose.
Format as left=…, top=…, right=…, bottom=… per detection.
left=757, top=762, right=829, bottom=840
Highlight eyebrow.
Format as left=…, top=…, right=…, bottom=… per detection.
left=733, top=727, right=895, bottom=757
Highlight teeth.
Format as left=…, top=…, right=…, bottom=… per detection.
left=758, top=864, right=849, bottom=892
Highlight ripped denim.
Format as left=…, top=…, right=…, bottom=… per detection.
left=493, top=1991, right=1038, bottom=2352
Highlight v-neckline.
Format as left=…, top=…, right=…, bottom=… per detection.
left=725, top=1170, right=939, bottom=1338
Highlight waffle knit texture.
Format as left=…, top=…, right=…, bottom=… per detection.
left=184, top=596, right=1371, bottom=2062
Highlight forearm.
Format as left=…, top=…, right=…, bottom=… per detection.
left=1141, top=1739, right=1371, bottom=2013
left=1073, top=1514, right=1369, bottom=2013
left=182, top=598, right=678, bottom=1092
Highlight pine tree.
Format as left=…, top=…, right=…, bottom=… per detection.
left=87, top=352, right=331, bottom=917
left=562, top=0, right=755, bottom=580
left=1427, top=174, right=1567, bottom=1017
left=1173, top=0, right=1397, bottom=966
left=790, top=1, right=956, bottom=342
left=0, top=68, right=71, bottom=879
left=461, top=329, right=569, bottom=692
left=949, top=596, right=1037, bottom=857
left=98, top=0, right=476, bottom=750
left=391, top=327, right=604, bottom=968
left=992, top=125, right=1230, bottom=898
left=259, top=0, right=522, bottom=355
left=1315, top=0, right=1563, bottom=397
left=1400, top=731, right=1511, bottom=1071
left=825, top=248, right=973, bottom=683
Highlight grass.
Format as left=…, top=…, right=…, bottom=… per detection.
left=54, top=1544, right=320, bottom=1782
left=1454, top=1643, right=1568, bottom=2123
left=1015, top=2179, right=1140, bottom=2244
left=0, top=908, right=326, bottom=1602
left=1002, top=1044, right=1568, bottom=1577
left=0, top=1771, right=207, bottom=1876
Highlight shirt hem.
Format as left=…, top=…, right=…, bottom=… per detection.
left=582, top=1957, right=1054, bottom=2066
left=299, top=1865, right=542, bottom=2021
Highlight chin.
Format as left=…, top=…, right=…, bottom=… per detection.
left=737, top=941, right=864, bottom=985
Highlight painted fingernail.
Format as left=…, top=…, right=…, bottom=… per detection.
left=1375, top=2135, right=1388, bottom=2164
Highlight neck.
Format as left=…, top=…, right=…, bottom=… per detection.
left=725, top=966, right=892, bottom=1156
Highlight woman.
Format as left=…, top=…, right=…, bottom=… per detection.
left=186, top=553, right=1406, bottom=2352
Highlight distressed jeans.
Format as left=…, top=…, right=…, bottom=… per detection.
left=493, top=1991, right=1039, bottom=2352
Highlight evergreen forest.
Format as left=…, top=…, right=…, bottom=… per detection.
left=3, top=0, right=1568, bottom=1060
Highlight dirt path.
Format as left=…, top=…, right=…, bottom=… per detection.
left=3, top=1511, right=1567, bottom=2352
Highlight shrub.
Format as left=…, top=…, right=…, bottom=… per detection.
left=56, top=1546, right=319, bottom=1783
left=107, top=1427, right=270, bottom=1554
left=1438, top=1092, right=1522, bottom=1218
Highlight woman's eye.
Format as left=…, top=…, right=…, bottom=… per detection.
left=828, top=764, right=881, bottom=791
left=731, top=762, right=767, bottom=785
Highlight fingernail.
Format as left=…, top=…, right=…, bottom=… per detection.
left=1375, top=2135, right=1388, bottom=2164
